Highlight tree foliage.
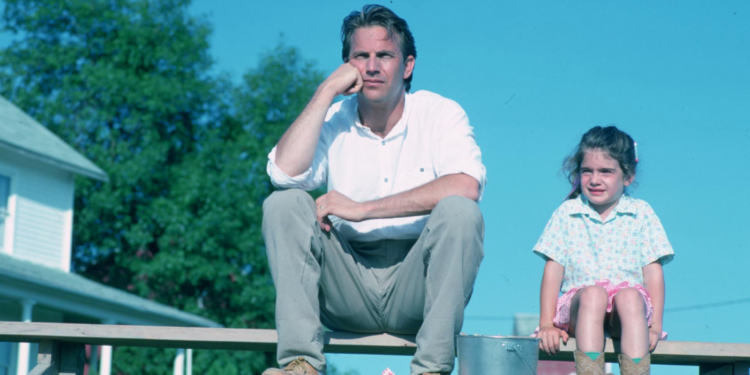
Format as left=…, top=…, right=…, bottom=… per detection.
left=0, top=0, right=322, bottom=373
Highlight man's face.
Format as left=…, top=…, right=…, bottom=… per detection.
left=348, top=26, right=415, bottom=104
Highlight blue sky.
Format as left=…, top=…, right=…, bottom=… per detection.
left=189, top=1, right=750, bottom=374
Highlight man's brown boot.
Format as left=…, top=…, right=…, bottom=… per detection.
left=573, top=350, right=610, bottom=375
left=618, top=353, right=650, bottom=375
left=262, top=357, right=319, bottom=375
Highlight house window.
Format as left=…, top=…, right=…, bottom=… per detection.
left=0, top=174, right=9, bottom=250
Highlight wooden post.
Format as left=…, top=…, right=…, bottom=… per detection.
left=186, top=349, right=192, bottom=375
left=16, top=300, right=36, bottom=375
left=25, top=340, right=84, bottom=375
left=28, top=340, right=57, bottom=375
left=99, top=319, right=115, bottom=375
left=173, top=349, right=185, bottom=375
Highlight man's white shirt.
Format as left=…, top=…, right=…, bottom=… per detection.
left=267, top=90, right=486, bottom=242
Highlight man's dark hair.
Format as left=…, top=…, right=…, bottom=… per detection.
left=341, top=4, right=417, bottom=92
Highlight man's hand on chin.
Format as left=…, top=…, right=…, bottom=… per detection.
left=321, top=63, right=363, bottom=97
left=315, top=190, right=368, bottom=231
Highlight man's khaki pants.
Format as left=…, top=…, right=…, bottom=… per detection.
left=263, top=189, right=484, bottom=375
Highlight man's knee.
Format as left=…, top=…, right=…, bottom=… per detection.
left=432, top=195, right=484, bottom=235
left=427, top=196, right=484, bottom=266
left=263, top=189, right=314, bottom=219
left=263, top=189, right=318, bottom=262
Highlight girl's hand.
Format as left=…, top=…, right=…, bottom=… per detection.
left=537, top=325, right=569, bottom=355
left=648, top=326, right=662, bottom=351
left=643, top=262, right=666, bottom=352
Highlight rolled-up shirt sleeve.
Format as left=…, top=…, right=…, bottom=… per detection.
left=267, top=138, right=329, bottom=191
left=434, top=100, right=487, bottom=201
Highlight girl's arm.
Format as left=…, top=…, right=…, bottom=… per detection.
left=643, top=261, right=665, bottom=351
left=538, top=259, right=568, bottom=355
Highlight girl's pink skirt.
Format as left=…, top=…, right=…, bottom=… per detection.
left=535, top=279, right=668, bottom=339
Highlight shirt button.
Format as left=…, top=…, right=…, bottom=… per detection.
left=381, top=141, right=385, bottom=145
left=385, top=178, right=389, bottom=182
left=420, top=168, right=424, bottom=172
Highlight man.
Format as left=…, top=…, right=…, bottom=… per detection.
left=262, top=5, right=486, bottom=375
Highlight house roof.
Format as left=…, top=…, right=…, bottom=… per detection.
left=0, top=252, right=221, bottom=328
left=0, top=95, right=108, bottom=182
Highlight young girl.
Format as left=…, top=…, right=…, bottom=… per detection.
left=534, top=126, right=674, bottom=375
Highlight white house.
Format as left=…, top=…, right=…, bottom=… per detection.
left=0, top=96, right=219, bottom=375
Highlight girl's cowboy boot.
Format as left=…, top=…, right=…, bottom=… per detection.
left=573, top=350, right=611, bottom=375
left=618, top=353, right=651, bottom=375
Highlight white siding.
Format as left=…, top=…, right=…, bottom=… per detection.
left=0, top=148, right=74, bottom=271
left=0, top=166, right=16, bottom=256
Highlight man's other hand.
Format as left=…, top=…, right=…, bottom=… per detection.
left=315, top=190, right=366, bottom=231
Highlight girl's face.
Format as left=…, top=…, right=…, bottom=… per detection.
left=580, top=149, right=634, bottom=220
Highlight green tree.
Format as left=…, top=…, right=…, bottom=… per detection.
left=0, top=0, right=322, bottom=373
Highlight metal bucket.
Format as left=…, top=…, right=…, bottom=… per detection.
left=457, top=334, right=540, bottom=375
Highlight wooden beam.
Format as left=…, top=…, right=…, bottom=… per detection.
left=3, top=322, right=750, bottom=365
left=0, top=322, right=417, bottom=355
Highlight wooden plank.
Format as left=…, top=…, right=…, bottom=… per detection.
left=0, top=322, right=417, bottom=356
left=36, top=340, right=57, bottom=367
left=3, top=322, right=750, bottom=364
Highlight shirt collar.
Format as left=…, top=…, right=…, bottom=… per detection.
left=571, top=194, right=637, bottom=221
left=352, top=92, right=411, bottom=141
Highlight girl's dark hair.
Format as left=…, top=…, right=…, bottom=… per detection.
left=341, top=4, right=417, bottom=92
left=564, top=125, right=638, bottom=199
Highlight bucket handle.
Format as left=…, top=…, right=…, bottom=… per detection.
left=502, top=342, right=537, bottom=375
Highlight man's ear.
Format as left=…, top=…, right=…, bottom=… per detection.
left=403, top=55, right=415, bottom=80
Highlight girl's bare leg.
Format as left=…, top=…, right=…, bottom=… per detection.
left=609, top=288, right=649, bottom=358
left=569, top=285, right=608, bottom=352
